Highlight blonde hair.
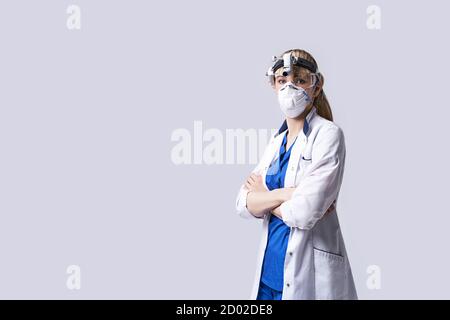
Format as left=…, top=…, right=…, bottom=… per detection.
left=278, top=49, right=333, bottom=121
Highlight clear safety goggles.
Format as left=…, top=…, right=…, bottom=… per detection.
left=274, top=70, right=318, bottom=89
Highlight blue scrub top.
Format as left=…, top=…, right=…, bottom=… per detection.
left=260, top=131, right=297, bottom=292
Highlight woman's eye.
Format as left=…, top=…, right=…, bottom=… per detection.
left=294, top=78, right=306, bottom=85
left=277, top=79, right=286, bottom=84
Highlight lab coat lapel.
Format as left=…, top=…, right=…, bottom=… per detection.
left=284, top=135, right=305, bottom=187
left=284, top=107, right=317, bottom=188
left=260, top=131, right=286, bottom=188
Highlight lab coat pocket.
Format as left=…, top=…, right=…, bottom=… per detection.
left=299, top=153, right=312, bottom=173
left=313, top=247, right=346, bottom=300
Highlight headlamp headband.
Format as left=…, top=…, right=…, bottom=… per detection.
left=266, top=52, right=318, bottom=78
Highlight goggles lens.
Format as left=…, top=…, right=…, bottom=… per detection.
left=273, top=70, right=318, bottom=89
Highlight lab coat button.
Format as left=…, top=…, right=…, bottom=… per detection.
left=289, top=252, right=293, bottom=256
left=286, top=283, right=290, bottom=287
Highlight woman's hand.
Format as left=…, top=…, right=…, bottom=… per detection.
left=244, top=173, right=267, bottom=193
left=270, top=188, right=295, bottom=219
left=271, top=205, right=283, bottom=219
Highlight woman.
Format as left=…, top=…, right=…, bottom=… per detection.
left=235, top=49, right=357, bottom=300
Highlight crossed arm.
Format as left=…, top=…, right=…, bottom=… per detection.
left=243, top=173, right=336, bottom=220
left=243, top=173, right=295, bottom=219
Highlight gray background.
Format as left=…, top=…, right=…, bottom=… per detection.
left=0, top=0, right=449, bottom=299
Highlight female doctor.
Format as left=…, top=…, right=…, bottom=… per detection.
left=235, top=49, right=357, bottom=300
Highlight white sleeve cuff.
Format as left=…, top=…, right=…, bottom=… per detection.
left=280, top=200, right=314, bottom=229
left=236, top=187, right=262, bottom=220
left=280, top=201, right=295, bottom=227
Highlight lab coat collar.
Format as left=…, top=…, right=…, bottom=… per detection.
left=275, top=106, right=317, bottom=138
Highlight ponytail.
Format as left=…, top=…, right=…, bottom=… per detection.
left=313, top=73, right=333, bottom=121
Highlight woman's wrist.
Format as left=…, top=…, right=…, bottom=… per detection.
left=271, top=187, right=295, bottom=203
left=270, top=189, right=288, bottom=204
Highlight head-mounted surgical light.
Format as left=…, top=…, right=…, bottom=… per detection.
left=266, top=51, right=320, bottom=88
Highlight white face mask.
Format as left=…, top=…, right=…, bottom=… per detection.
left=277, top=82, right=312, bottom=118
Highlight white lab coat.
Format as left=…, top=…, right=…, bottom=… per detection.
left=235, top=106, right=357, bottom=300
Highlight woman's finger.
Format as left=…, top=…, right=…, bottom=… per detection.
left=251, top=174, right=264, bottom=185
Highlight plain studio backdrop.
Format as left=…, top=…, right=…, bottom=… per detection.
left=0, top=0, right=449, bottom=299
